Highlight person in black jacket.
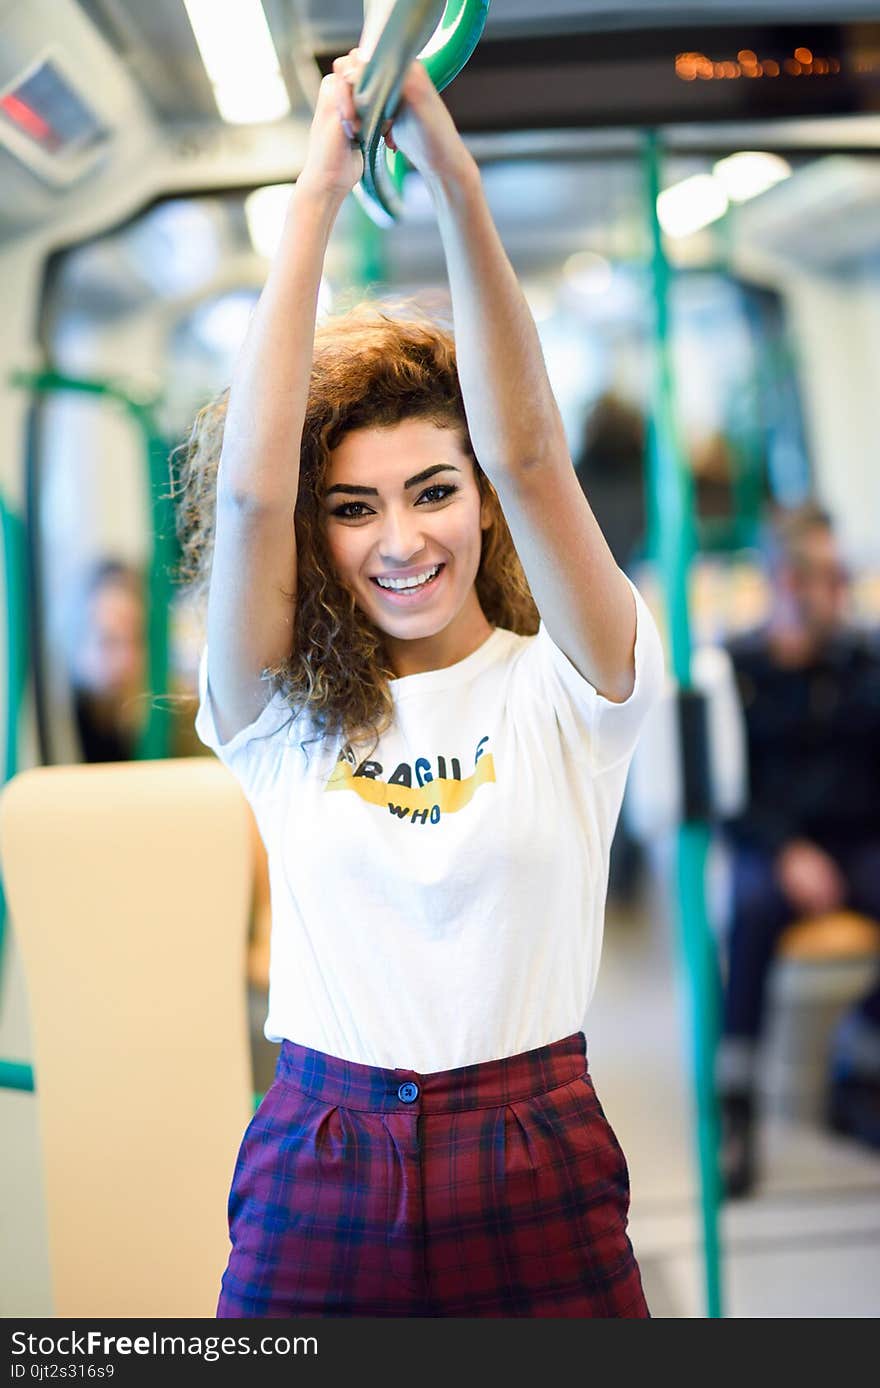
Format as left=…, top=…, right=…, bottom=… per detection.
left=718, top=503, right=880, bottom=1196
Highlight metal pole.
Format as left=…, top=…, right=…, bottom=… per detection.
left=0, top=494, right=29, bottom=1095
left=356, top=0, right=491, bottom=223
left=642, top=128, right=725, bottom=1319
left=0, top=371, right=178, bottom=1097
left=8, top=370, right=175, bottom=761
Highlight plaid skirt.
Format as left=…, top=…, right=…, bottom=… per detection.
left=216, top=1030, right=649, bottom=1318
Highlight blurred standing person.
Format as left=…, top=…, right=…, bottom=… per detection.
left=718, top=503, right=880, bottom=1196
left=574, top=391, right=646, bottom=575
left=67, top=558, right=147, bottom=762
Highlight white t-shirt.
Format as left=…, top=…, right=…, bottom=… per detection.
left=195, top=576, right=665, bottom=1072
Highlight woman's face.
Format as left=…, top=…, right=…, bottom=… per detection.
left=321, top=417, right=492, bottom=658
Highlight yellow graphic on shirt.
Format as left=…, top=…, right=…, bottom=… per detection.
left=325, top=751, right=496, bottom=821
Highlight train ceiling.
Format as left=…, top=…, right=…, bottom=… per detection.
left=2, top=4, right=879, bottom=227
left=74, top=0, right=880, bottom=124
left=1, top=2, right=878, bottom=279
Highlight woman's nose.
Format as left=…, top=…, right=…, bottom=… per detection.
left=377, top=509, right=426, bottom=565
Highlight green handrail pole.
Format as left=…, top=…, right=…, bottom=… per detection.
left=356, top=0, right=490, bottom=223
left=642, top=130, right=725, bottom=1319
left=131, top=402, right=178, bottom=762
left=0, top=370, right=176, bottom=1095
left=351, top=191, right=390, bottom=287
left=0, top=1059, right=34, bottom=1091
left=7, top=369, right=174, bottom=762
left=0, top=496, right=31, bottom=1095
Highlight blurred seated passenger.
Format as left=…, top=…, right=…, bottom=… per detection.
left=68, top=558, right=147, bottom=762
left=718, top=503, right=880, bottom=1196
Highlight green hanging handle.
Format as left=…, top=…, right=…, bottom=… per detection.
left=354, top=0, right=490, bottom=225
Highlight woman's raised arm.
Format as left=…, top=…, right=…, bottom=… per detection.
left=205, top=72, right=362, bottom=744
left=378, top=58, right=638, bottom=704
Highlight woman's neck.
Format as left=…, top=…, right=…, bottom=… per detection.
left=383, top=597, right=493, bottom=679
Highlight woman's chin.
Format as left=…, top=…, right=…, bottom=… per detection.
left=370, top=608, right=451, bottom=641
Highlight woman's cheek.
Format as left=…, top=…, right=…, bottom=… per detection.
left=326, top=527, right=358, bottom=580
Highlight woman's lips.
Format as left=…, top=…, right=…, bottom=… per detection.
left=369, top=563, right=445, bottom=604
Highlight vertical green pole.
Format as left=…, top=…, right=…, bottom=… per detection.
left=0, top=499, right=33, bottom=1094
left=642, top=130, right=724, bottom=1319
left=6, top=373, right=175, bottom=761
left=349, top=194, right=389, bottom=287
left=131, top=405, right=177, bottom=762
left=0, top=501, right=27, bottom=787
left=0, top=376, right=174, bottom=1102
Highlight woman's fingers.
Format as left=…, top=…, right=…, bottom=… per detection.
left=331, top=48, right=365, bottom=135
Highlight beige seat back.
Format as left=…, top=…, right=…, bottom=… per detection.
left=0, top=758, right=255, bottom=1317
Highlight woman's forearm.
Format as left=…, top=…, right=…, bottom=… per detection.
left=425, top=156, right=569, bottom=478
left=217, top=178, right=346, bottom=510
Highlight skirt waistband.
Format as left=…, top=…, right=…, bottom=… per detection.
left=274, top=1031, right=588, bottom=1115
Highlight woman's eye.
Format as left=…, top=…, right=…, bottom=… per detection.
left=332, top=501, right=372, bottom=519
left=331, top=484, right=456, bottom=519
left=417, top=484, right=457, bottom=504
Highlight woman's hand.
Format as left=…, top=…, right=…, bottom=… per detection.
left=297, top=52, right=365, bottom=202
left=383, top=59, right=474, bottom=187
left=331, top=48, right=474, bottom=189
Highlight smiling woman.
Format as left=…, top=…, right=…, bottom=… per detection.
left=170, top=44, right=665, bottom=1321
left=321, top=416, right=495, bottom=678
left=173, top=303, right=539, bottom=752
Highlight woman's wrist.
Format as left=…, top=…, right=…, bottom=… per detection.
left=293, top=171, right=352, bottom=218
left=422, top=149, right=481, bottom=204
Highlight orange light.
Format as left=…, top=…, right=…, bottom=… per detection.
left=763, top=58, right=780, bottom=76
left=830, top=57, right=840, bottom=73
left=794, top=47, right=813, bottom=65
left=814, top=58, right=828, bottom=74
left=784, top=57, right=802, bottom=75
left=738, top=49, right=757, bottom=64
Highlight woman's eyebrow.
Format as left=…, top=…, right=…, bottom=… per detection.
left=323, top=463, right=461, bottom=499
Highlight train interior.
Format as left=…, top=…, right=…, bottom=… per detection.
left=1, top=0, right=879, bottom=1316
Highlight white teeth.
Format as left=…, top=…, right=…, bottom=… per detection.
left=376, top=565, right=440, bottom=591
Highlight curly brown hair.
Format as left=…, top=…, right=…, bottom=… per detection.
left=171, top=299, right=538, bottom=754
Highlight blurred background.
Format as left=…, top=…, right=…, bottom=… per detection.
left=1, top=0, right=879, bottom=1317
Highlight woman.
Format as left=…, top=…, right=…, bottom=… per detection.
left=175, top=49, right=664, bottom=1317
